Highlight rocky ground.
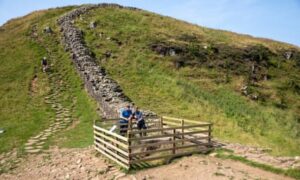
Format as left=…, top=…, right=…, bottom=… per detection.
left=223, top=143, right=300, bottom=170
left=130, top=155, right=293, bottom=180
left=0, top=147, right=127, bottom=180
left=0, top=146, right=293, bottom=180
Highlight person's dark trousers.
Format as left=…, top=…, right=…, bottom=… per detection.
left=137, top=119, right=147, bottom=136
left=119, top=119, right=128, bottom=136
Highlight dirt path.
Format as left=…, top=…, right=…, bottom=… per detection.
left=222, top=143, right=300, bottom=170
left=0, top=147, right=126, bottom=180
left=127, top=155, right=292, bottom=180
left=0, top=147, right=292, bottom=180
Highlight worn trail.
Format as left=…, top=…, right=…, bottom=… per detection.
left=24, top=73, right=75, bottom=154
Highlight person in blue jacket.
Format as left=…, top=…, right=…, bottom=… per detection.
left=119, top=105, right=133, bottom=136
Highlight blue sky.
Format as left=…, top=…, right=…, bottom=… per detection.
left=0, top=0, right=300, bottom=46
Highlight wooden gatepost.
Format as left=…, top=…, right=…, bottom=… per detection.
left=93, top=116, right=213, bottom=169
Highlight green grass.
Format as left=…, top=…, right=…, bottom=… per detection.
left=75, top=7, right=300, bottom=156
left=0, top=6, right=99, bottom=153
left=0, top=9, right=60, bottom=153
left=30, top=7, right=99, bottom=148
left=216, top=149, right=300, bottom=179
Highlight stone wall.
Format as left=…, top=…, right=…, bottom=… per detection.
left=57, top=4, right=154, bottom=118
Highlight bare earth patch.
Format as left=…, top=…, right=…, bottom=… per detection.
left=0, top=147, right=292, bottom=180
left=127, top=155, right=292, bottom=180
left=0, top=147, right=125, bottom=180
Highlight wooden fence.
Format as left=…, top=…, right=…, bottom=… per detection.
left=93, top=116, right=212, bottom=169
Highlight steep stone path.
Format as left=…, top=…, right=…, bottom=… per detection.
left=24, top=74, right=75, bottom=154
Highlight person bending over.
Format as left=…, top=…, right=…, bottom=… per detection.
left=134, top=107, right=147, bottom=136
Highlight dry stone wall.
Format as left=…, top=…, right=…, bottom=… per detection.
left=57, top=4, right=154, bottom=118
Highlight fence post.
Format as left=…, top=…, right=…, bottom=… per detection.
left=128, top=119, right=133, bottom=169
left=127, top=119, right=132, bottom=137
left=181, top=119, right=184, bottom=145
left=172, top=129, right=176, bottom=154
left=128, top=133, right=131, bottom=169
left=115, top=136, right=118, bottom=156
left=161, top=117, right=164, bottom=135
left=93, top=124, right=96, bottom=149
left=208, top=124, right=212, bottom=147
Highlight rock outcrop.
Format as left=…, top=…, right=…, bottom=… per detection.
left=57, top=4, right=155, bottom=118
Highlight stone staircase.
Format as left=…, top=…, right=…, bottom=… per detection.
left=24, top=74, right=75, bottom=154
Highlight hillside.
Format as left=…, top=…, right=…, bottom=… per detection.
left=0, top=2, right=299, bottom=172
left=74, top=7, right=300, bottom=155
left=0, top=6, right=99, bottom=156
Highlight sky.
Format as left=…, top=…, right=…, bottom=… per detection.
left=0, top=0, right=300, bottom=46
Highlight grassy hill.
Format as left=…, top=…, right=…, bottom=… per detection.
left=0, top=5, right=299, bottom=156
left=75, top=7, right=300, bottom=156
left=0, top=6, right=98, bottom=154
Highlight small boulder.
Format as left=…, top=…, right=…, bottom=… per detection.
left=76, top=158, right=82, bottom=164
left=249, top=93, right=259, bottom=100
left=240, top=85, right=248, bottom=95
left=169, top=49, right=176, bottom=56
left=43, top=26, right=52, bottom=33
left=0, top=128, right=5, bottom=134
left=89, top=21, right=96, bottom=29
left=104, top=51, right=112, bottom=58
left=284, top=51, right=293, bottom=60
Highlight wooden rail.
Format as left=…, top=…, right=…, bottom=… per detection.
left=93, top=116, right=212, bottom=169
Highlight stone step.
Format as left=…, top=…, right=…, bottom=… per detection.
left=51, top=129, right=58, bottom=133
left=33, top=135, right=42, bottom=139
left=44, top=131, right=52, bottom=135
left=26, top=149, right=41, bottom=153
left=28, top=139, right=39, bottom=143
left=64, top=120, right=72, bottom=124
left=25, top=142, right=36, bottom=146
left=24, top=146, right=35, bottom=150
left=36, top=141, right=45, bottom=146
left=43, top=133, right=52, bottom=137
